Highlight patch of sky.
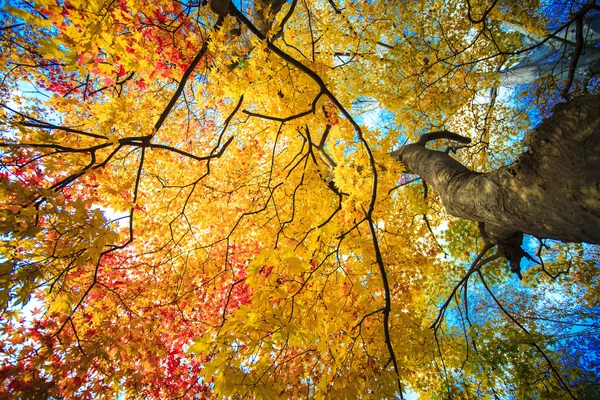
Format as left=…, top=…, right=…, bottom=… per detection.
left=352, top=98, right=405, bottom=145
left=451, top=240, right=600, bottom=390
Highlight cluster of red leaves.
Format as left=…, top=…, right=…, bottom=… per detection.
left=33, top=0, right=204, bottom=98
left=35, top=61, right=82, bottom=96
left=0, top=236, right=255, bottom=398
left=1, top=150, right=46, bottom=187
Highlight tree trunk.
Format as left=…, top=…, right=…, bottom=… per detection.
left=393, top=95, right=600, bottom=246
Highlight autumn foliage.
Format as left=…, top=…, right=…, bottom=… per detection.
left=0, top=0, right=599, bottom=398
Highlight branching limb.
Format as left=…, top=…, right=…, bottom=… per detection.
left=152, top=15, right=225, bottom=135
left=1, top=104, right=109, bottom=140
left=228, top=4, right=405, bottom=395
left=243, top=92, right=323, bottom=122
left=312, top=125, right=337, bottom=182
left=430, top=242, right=496, bottom=331
left=351, top=307, right=385, bottom=333
left=147, top=137, right=234, bottom=162
left=561, top=16, right=584, bottom=98
left=422, top=214, right=447, bottom=257
left=477, top=270, right=576, bottom=399
left=416, top=130, right=472, bottom=146
left=388, top=177, right=421, bottom=195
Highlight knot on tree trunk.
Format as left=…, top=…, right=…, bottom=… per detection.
left=481, top=222, right=525, bottom=279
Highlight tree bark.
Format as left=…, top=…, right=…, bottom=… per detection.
left=392, top=95, right=600, bottom=246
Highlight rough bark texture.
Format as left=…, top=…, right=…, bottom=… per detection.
left=393, top=95, right=600, bottom=246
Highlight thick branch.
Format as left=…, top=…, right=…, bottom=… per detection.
left=392, top=95, right=600, bottom=245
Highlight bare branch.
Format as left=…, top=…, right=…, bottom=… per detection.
left=152, top=16, right=225, bottom=135
left=243, top=92, right=323, bottom=122
left=2, top=104, right=109, bottom=140
left=430, top=243, right=496, bottom=331
left=477, top=270, right=576, bottom=399
left=416, top=130, right=472, bottom=146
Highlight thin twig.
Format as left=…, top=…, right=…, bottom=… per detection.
left=477, top=270, right=576, bottom=399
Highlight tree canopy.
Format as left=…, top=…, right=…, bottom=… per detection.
left=0, top=0, right=599, bottom=398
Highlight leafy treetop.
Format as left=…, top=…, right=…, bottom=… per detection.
left=0, top=0, right=599, bottom=398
